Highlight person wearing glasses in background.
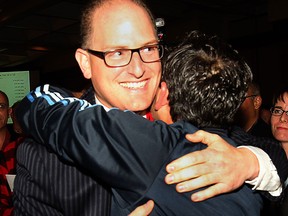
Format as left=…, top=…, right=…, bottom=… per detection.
left=235, top=81, right=273, bottom=138
left=13, top=0, right=287, bottom=215
left=270, top=87, right=288, bottom=158
left=262, top=87, right=288, bottom=216
left=271, top=89, right=288, bottom=154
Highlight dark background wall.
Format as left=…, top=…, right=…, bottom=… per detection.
left=146, top=0, right=288, bottom=106
left=0, top=0, right=287, bottom=106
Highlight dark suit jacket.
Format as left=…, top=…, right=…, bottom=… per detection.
left=13, top=87, right=112, bottom=216
left=16, top=84, right=286, bottom=215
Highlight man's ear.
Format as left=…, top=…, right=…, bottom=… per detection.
left=253, top=95, right=262, bottom=110
left=75, top=48, right=92, bottom=79
left=8, top=107, right=12, bottom=118
left=154, top=81, right=169, bottom=111
left=151, top=81, right=173, bottom=124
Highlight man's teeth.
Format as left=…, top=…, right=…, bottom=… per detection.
left=120, top=81, right=146, bottom=89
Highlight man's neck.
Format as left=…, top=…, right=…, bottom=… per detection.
left=94, top=94, right=150, bottom=118
left=135, top=110, right=150, bottom=117
left=245, top=114, right=259, bottom=132
left=94, top=96, right=110, bottom=111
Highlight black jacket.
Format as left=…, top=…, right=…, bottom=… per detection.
left=13, top=86, right=112, bottom=216
left=15, top=84, right=287, bottom=215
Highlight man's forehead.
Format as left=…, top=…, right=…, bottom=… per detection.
left=91, top=23, right=157, bottom=49
left=90, top=1, right=156, bottom=48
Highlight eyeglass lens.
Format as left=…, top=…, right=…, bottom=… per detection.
left=104, top=45, right=163, bottom=67
left=271, top=107, right=288, bottom=116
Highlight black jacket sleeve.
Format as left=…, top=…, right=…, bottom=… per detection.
left=16, top=84, right=182, bottom=200
left=17, top=85, right=287, bottom=200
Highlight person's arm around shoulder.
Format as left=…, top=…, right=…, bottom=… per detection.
left=152, top=82, right=283, bottom=201
left=165, top=131, right=260, bottom=201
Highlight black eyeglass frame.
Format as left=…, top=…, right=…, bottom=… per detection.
left=86, top=44, right=164, bottom=67
left=270, top=107, right=288, bottom=116
left=245, top=94, right=259, bottom=99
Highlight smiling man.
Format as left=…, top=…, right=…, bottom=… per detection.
left=13, top=0, right=162, bottom=215
left=13, top=0, right=287, bottom=215
left=75, top=1, right=161, bottom=114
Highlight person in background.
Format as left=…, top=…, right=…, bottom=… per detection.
left=235, top=81, right=273, bottom=138
left=262, top=87, right=288, bottom=216
left=0, top=90, right=18, bottom=216
left=13, top=0, right=287, bottom=215
left=271, top=87, right=288, bottom=157
left=14, top=30, right=264, bottom=216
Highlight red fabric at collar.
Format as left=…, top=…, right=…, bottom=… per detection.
left=146, top=112, right=154, bottom=122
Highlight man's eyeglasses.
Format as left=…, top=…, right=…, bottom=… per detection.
left=270, top=107, right=288, bottom=116
left=0, top=103, right=8, bottom=110
left=86, top=44, right=164, bottom=67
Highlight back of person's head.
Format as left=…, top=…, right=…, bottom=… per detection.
left=7, top=100, right=24, bottom=135
left=11, top=100, right=20, bottom=119
left=248, top=82, right=261, bottom=96
left=80, top=0, right=156, bottom=48
left=233, top=80, right=263, bottom=131
left=246, top=81, right=262, bottom=112
left=162, top=30, right=253, bottom=128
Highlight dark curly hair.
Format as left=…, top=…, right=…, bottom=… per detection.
left=162, top=31, right=253, bottom=128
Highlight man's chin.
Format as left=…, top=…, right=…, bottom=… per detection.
left=125, top=102, right=151, bottom=114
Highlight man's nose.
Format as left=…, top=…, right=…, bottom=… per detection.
left=128, top=52, right=145, bottom=78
